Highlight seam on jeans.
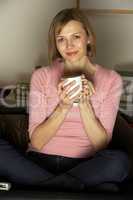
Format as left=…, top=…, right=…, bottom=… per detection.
left=56, top=156, right=60, bottom=174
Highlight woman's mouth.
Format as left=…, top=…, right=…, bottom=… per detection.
left=66, top=51, right=78, bottom=57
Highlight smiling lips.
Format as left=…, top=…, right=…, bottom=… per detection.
left=66, top=51, right=78, bottom=57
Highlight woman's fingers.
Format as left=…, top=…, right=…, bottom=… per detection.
left=88, top=81, right=95, bottom=94
left=57, top=79, right=81, bottom=105
left=82, top=77, right=95, bottom=97
left=57, top=81, right=64, bottom=96
left=69, top=92, right=81, bottom=103
left=58, top=75, right=95, bottom=107
left=58, top=80, right=75, bottom=95
left=80, top=76, right=95, bottom=106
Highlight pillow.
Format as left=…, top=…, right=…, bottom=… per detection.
left=118, top=71, right=133, bottom=118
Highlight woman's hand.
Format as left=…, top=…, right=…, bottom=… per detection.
left=57, top=79, right=81, bottom=110
left=79, top=75, right=95, bottom=117
left=81, top=74, right=95, bottom=99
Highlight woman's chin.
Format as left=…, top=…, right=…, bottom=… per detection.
left=66, top=57, right=79, bottom=64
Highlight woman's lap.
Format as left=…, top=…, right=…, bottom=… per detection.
left=0, top=137, right=130, bottom=187
left=27, top=149, right=130, bottom=186
left=27, top=151, right=86, bottom=175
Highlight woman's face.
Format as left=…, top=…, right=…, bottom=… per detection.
left=56, top=20, right=89, bottom=63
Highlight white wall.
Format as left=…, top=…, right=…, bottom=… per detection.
left=0, top=0, right=76, bottom=86
left=80, top=0, right=133, bottom=71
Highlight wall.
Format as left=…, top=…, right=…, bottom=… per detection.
left=80, top=0, right=133, bottom=71
left=0, top=0, right=76, bottom=86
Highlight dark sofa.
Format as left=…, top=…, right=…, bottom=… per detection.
left=0, top=109, right=133, bottom=198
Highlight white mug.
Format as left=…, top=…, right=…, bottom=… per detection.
left=64, top=76, right=82, bottom=106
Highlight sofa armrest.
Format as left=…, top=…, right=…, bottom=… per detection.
left=0, top=114, right=29, bottom=152
left=110, top=112, right=133, bottom=155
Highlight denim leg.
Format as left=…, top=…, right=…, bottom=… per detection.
left=0, top=138, right=54, bottom=187
left=66, top=149, right=130, bottom=187
left=26, top=151, right=85, bottom=190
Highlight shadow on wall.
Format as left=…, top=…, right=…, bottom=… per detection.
left=0, top=72, right=31, bottom=87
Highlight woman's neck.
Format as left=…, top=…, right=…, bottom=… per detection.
left=62, top=62, right=97, bottom=79
left=84, top=61, right=97, bottom=80
left=62, top=68, right=83, bottom=78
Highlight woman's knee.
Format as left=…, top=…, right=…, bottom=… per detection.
left=105, top=150, right=129, bottom=168
left=98, top=149, right=129, bottom=164
left=101, top=150, right=130, bottom=181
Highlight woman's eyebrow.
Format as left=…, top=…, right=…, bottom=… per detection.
left=56, top=35, right=64, bottom=37
left=73, top=32, right=82, bottom=34
left=56, top=32, right=82, bottom=37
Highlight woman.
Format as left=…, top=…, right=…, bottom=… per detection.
left=27, top=8, right=129, bottom=190
left=0, top=8, right=129, bottom=191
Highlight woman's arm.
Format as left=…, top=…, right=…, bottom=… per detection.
left=79, top=101, right=108, bottom=152
left=29, top=69, right=80, bottom=151
left=30, top=104, right=69, bottom=150
left=79, top=73, right=123, bottom=152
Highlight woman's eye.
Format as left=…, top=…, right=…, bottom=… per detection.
left=74, top=35, right=80, bottom=39
left=57, top=38, right=64, bottom=43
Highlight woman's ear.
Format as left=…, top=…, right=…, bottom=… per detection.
left=87, top=40, right=90, bottom=44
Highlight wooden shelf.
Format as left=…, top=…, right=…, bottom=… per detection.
left=82, top=9, right=133, bottom=15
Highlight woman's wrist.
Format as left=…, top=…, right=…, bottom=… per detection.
left=79, top=99, right=96, bottom=119
left=49, top=103, right=69, bottom=121
left=58, top=102, right=71, bottom=113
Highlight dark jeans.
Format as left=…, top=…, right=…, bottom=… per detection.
left=0, top=137, right=130, bottom=188
left=27, top=151, right=88, bottom=175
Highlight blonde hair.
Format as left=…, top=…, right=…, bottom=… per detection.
left=48, top=8, right=96, bottom=64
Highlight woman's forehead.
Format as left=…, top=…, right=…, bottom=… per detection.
left=56, top=20, right=86, bottom=35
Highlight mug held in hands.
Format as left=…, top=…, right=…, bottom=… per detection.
left=64, top=76, right=82, bottom=106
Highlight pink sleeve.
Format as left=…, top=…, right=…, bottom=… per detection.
left=98, top=72, right=123, bottom=142
left=28, top=69, right=47, bottom=138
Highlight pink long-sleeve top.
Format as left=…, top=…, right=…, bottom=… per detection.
left=28, top=60, right=123, bottom=158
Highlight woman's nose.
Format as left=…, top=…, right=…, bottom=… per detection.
left=66, top=39, right=74, bottom=49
